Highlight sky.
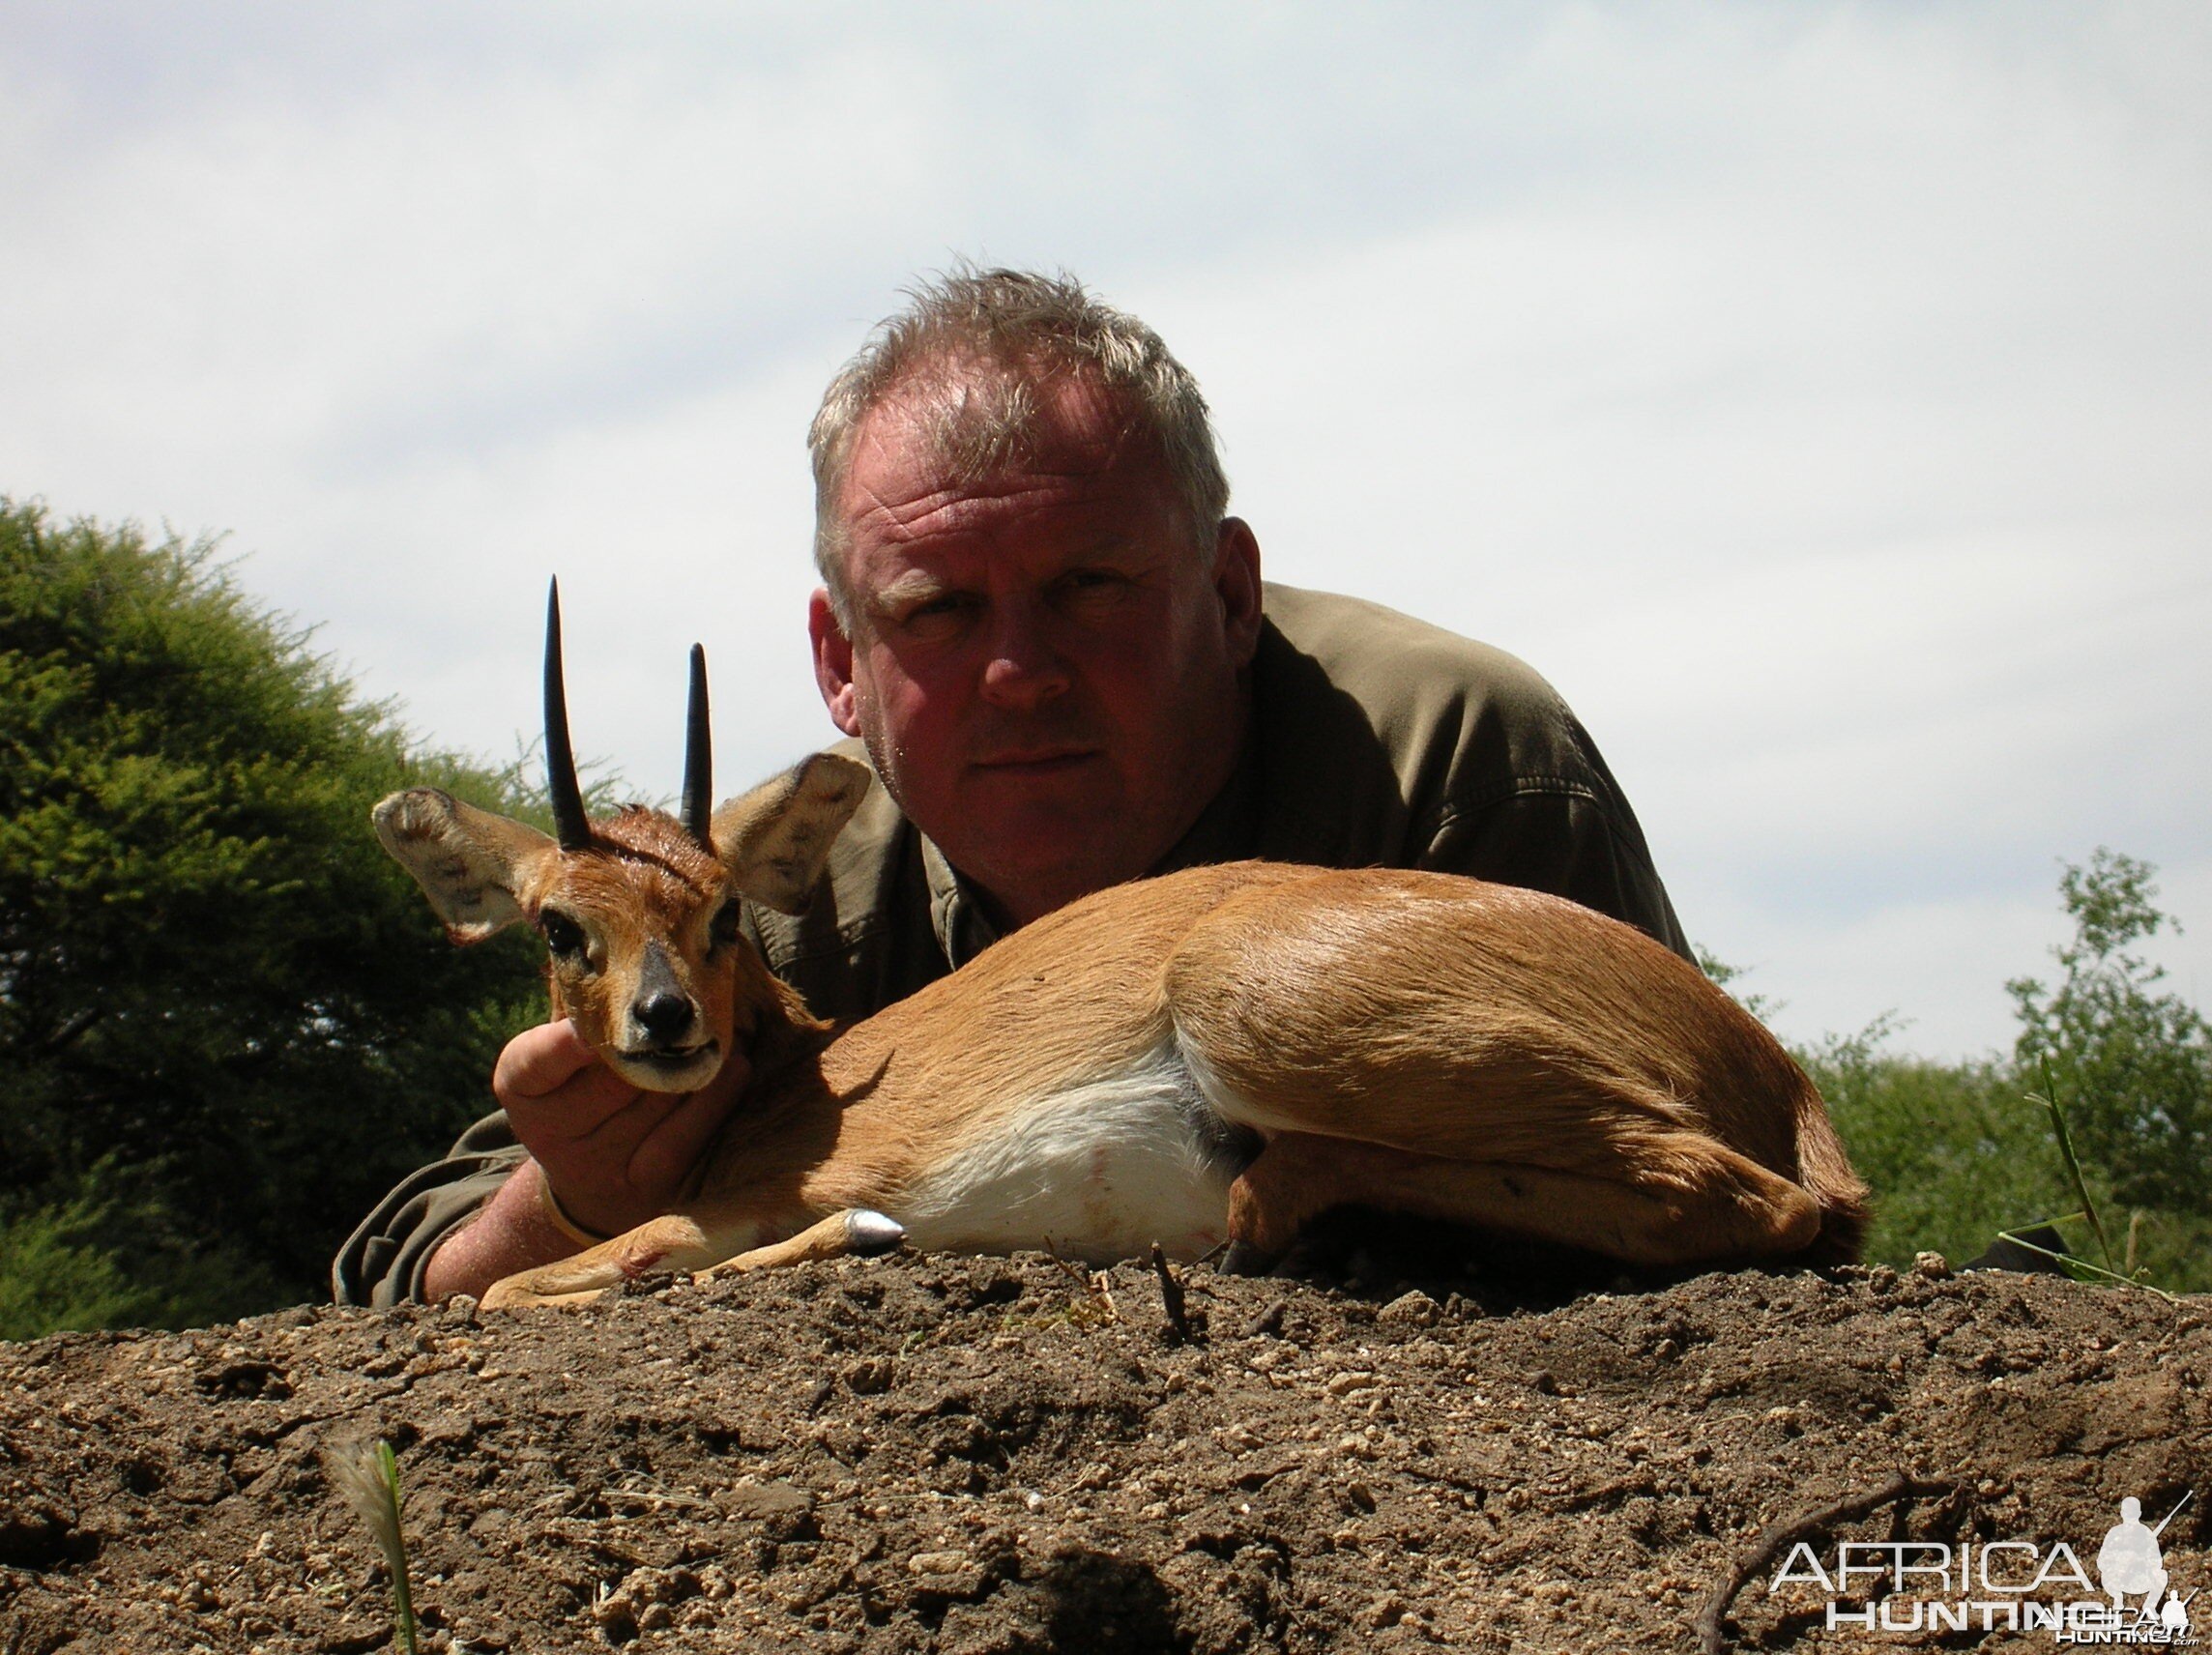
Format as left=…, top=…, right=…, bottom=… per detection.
left=4, top=1, right=2207, bottom=1059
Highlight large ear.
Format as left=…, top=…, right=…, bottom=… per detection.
left=372, top=787, right=560, bottom=943
left=711, top=754, right=872, bottom=915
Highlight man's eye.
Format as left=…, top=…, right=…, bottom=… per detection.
left=1059, top=568, right=1131, bottom=603
left=540, top=912, right=587, bottom=960
left=891, top=593, right=980, bottom=638
left=909, top=593, right=976, bottom=620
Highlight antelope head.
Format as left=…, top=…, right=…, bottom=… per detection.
left=373, top=581, right=871, bottom=1091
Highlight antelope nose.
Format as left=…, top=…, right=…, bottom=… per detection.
left=634, top=990, right=694, bottom=1043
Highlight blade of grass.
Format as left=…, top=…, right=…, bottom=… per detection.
left=2023, top=1058, right=2115, bottom=1273
left=328, top=1437, right=420, bottom=1655
left=1994, top=1221, right=2176, bottom=1302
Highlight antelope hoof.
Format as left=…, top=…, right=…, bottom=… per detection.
left=844, top=1209, right=906, bottom=1256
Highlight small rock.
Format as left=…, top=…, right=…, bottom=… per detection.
left=1073, top=1461, right=1116, bottom=1491
left=588, top=1591, right=635, bottom=1633
left=843, top=1356, right=895, bottom=1395
left=1378, top=1290, right=1440, bottom=1328
left=1913, top=1251, right=1954, bottom=1280
left=1361, top=1592, right=1408, bottom=1628
left=724, top=1480, right=815, bottom=1523
left=907, top=1550, right=972, bottom=1575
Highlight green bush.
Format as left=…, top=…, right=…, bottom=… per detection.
left=0, top=498, right=548, bottom=1331
left=2009, top=849, right=2211, bottom=1212
left=1771, top=851, right=2212, bottom=1293
left=0, top=1172, right=289, bottom=1339
left=1806, top=1022, right=2070, bottom=1271
left=0, top=1188, right=174, bottom=1339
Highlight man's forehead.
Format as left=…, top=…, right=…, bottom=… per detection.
left=854, top=360, right=1137, bottom=484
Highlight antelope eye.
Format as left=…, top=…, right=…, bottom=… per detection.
left=708, top=900, right=742, bottom=949
left=539, top=911, right=586, bottom=960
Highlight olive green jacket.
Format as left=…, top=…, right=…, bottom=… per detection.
left=333, top=585, right=1687, bottom=1306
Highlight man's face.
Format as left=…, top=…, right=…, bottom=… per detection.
left=809, top=373, right=1262, bottom=929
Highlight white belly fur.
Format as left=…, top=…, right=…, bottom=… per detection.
left=891, top=1039, right=1241, bottom=1265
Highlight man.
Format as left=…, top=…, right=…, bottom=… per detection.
left=335, top=268, right=1687, bottom=1307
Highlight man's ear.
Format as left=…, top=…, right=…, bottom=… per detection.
left=712, top=753, right=873, bottom=915
left=372, top=788, right=558, bottom=943
left=1213, top=516, right=1264, bottom=668
left=809, top=587, right=862, bottom=738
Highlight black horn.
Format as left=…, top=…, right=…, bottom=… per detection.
left=543, top=579, right=592, bottom=851
left=681, top=643, right=712, bottom=848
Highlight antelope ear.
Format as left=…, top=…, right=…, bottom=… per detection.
left=373, top=788, right=559, bottom=943
left=711, top=754, right=872, bottom=915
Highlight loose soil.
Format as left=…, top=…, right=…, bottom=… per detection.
left=2, top=1234, right=2207, bottom=1654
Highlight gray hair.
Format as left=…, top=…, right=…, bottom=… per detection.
left=808, top=267, right=1231, bottom=624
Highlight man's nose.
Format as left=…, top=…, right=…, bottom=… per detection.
left=977, top=601, right=1071, bottom=710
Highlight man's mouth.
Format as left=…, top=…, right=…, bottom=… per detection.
left=972, top=747, right=1099, bottom=774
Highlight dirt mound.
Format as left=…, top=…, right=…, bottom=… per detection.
left=2, top=1249, right=2207, bottom=1653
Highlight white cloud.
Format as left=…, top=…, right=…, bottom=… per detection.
left=3, top=1, right=2206, bottom=1057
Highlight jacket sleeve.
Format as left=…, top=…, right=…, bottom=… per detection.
left=330, top=1112, right=525, bottom=1307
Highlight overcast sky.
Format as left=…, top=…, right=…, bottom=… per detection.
left=5, top=2, right=2206, bottom=1059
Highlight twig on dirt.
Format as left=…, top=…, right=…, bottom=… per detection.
left=1041, top=1239, right=1120, bottom=1328
left=1556, top=1471, right=1661, bottom=1514
left=1042, top=1238, right=1090, bottom=1291
left=1692, top=1470, right=1950, bottom=1655
left=1150, top=1242, right=1192, bottom=1344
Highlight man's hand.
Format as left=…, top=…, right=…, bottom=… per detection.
left=496, top=1019, right=745, bottom=1238
left=421, top=1019, right=749, bottom=1302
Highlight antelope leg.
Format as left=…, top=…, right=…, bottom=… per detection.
left=693, top=1208, right=906, bottom=1281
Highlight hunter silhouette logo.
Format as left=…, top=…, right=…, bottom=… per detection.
left=2097, top=1496, right=2196, bottom=1640
left=1768, top=1489, right=2197, bottom=1641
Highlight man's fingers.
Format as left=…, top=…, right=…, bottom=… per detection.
left=494, top=1021, right=750, bottom=1237
left=621, top=1055, right=749, bottom=1195
left=493, top=1019, right=599, bottom=1102
left=496, top=1020, right=646, bottom=1145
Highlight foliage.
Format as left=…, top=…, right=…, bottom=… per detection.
left=1802, top=1023, right=2070, bottom=1272
left=1772, top=851, right=2212, bottom=1294
left=0, top=1187, right=170, bottom=1340
left=0, top=498, right=548, bottom=1329
left=2007, top=849, right=2211, bottom=1212
left=0, top=1171, right=286, bottom=1339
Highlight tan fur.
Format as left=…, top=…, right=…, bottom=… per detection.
left=380, top=761, right=1869, bottom=1311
